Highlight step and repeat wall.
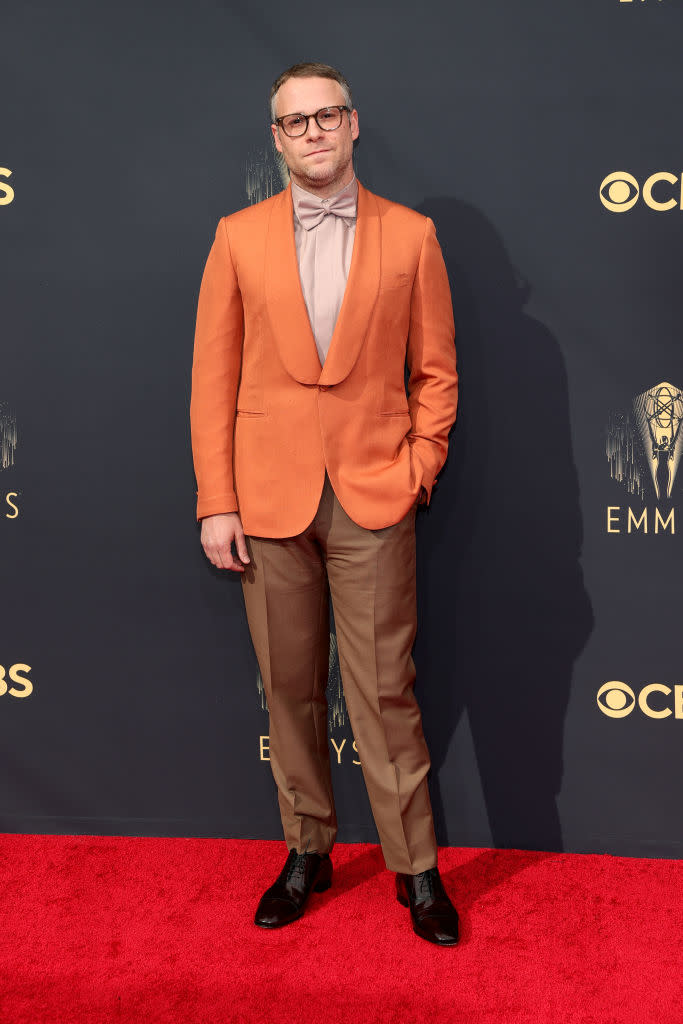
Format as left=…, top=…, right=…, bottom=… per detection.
left=2, top=0, right=681, bottom=858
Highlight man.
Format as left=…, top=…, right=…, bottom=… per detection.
left=190, top=62, right=459, bottom=946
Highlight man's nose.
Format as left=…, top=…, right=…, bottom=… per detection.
left=304, top=116, right=324, bottom=140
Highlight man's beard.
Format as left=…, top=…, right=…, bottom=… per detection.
left=290, top=148, right=350, bottom=188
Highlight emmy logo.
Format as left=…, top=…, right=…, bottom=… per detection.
left=0, top=402, right=19, bottom=520
left=605, top=382, right=682, bottom=536
left=633, top=383, right=683, bottom=501
left=0, top=402, right=17, bottom=471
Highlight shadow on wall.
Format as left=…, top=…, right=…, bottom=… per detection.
left=413, top=197, right=594, bottom=853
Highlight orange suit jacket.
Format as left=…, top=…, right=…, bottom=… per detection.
left=190, top=180, right=458, bottom=537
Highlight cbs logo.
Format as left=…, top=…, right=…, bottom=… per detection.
left=597, top=680, right=683, bottom=719
left=0, top=169, right=14, bottom=206
left=0, top=663, right=32, bottom=698
left=599, top=172, right=683, bottom=213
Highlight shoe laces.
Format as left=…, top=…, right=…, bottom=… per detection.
left=416, top=868, right=437, bottom=901
left=285, top=851, right=309, bottom=886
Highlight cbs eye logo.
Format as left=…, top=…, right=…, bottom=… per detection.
left=597, top=680, right=683, bottom=719
left=597, top=681, right=636, bottom=717
left=599, top=171, right=683, bottom=213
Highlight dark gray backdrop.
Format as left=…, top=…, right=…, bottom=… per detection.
left=1, top=0, right=681, bottom=858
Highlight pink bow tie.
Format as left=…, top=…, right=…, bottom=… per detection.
left=295, top=189, right=357, bottom=231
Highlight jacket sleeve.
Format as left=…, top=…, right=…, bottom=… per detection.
left=406, top=216, right=458, bottom=505
left=190, top=217, right=244, bottom=520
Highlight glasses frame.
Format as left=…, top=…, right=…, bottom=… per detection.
left=273, top=105, right=350, bottom=138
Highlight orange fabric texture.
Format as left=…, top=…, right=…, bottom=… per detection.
left=190, top=182, right=458, bottom=536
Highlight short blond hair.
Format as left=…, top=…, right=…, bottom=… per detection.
left=270, top=62, right=353, bottom=122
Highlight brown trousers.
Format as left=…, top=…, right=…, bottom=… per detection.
left=241, top=472, right=438, bottom=874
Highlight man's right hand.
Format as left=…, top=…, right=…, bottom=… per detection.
left=200, top=513, right=250, bottom=572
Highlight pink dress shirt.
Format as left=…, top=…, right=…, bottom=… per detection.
left=291, top=175, right=358, bottom=366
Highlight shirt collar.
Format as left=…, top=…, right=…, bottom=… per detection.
left=291, top=174, right=358, bottom=227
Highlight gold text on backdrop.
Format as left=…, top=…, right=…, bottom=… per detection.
left=600, top=172, right=683, bottom=212
left=259, top=735, right=362, bottom=766
left=606, top=507, right=674, bottom=533
left=0, top=169, right=14, bottom=206
left=597, top=681, right=683, bottom=720
left=0, top=665, right=33, bottom=698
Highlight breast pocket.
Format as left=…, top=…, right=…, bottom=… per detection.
left=236, top=382, right=265, bottom=416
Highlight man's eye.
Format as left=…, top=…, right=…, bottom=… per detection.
left=285, top=116, right=304, bottom=128
left=319, top=110, right=336, bottom=121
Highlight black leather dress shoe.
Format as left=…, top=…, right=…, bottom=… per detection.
left=254, top=849, right=333, bottom=928
left=396, top=866, right=459, bottom=946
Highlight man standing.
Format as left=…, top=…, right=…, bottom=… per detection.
left=190, top=63, right=459, bottom=945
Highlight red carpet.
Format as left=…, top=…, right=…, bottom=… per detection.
left=0, top=835, right=680, bottom=1023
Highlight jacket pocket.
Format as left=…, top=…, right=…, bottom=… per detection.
left=380, top=404, right=410, bottom=417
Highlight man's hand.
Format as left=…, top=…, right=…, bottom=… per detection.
left=200, top=513, right=250, bottom=572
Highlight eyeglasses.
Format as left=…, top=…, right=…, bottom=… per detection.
left=273, top=105, right=350, bottom=138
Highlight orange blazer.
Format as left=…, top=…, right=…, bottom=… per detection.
left=190, top=181, right=458, bottom=537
